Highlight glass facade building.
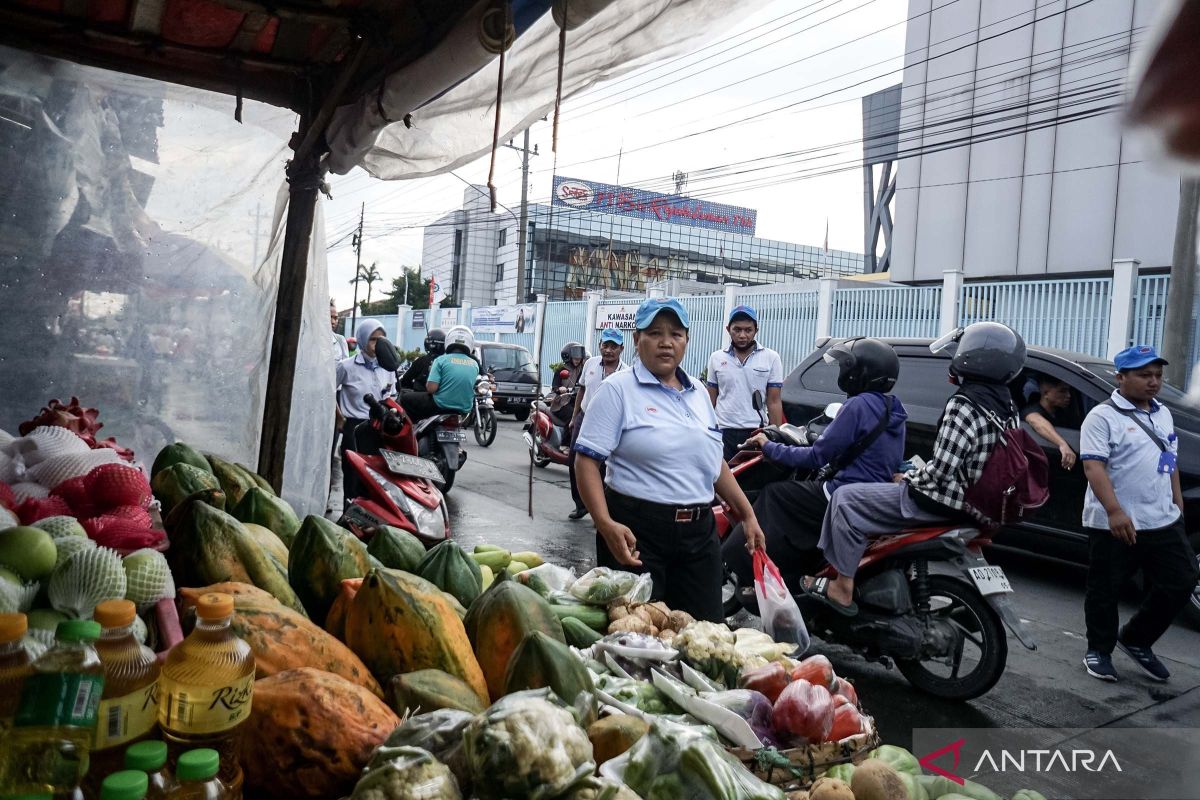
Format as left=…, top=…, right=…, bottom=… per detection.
left=422, top=183, right=864, bottom=307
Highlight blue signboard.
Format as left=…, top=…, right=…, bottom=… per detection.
left=551, top=175, right=757, bottom=235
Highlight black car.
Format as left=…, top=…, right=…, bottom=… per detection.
left=476, top=342, right=538, bottom=420
left=781, top=337, right=1200, bottom=628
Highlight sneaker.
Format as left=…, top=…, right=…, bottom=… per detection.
left=1083, top=650, right=1119, bottom=682
left=1116, top=641, right=1170, bottom=682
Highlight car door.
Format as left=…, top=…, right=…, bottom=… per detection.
left=888, top=352, right=957, bottom=460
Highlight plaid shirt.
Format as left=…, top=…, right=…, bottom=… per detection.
left=905, top=395, right=1014, bottom=516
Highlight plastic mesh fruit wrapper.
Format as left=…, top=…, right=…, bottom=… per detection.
left=51, top=475, right=95, bottom=517
left=0, top=576, right=40, bottom=614
left=49, top=546, right=127, bottom=618
left=123, top=548, right=176, bottom=607
left=85, top=463, right=152, bottom=509
left=28, top=449, right=122, bottom=490
left=31, top=515, right=87, bottom=539
left=0, top=429, right=14, bottom=447
left=53, top=535, right=97, bottom=569
left=11, top=481, right=49, bottom=502
left=16, top=495, right=74, bottom=525
left=0, top=506, right=17, bottom=529
left=20, top=425, right=90, bottom=466
left=0, top=481, right=15, bottom=510
left=83, top=517, right=164, bottom=553
left=103, top=505, right=152, bottom=527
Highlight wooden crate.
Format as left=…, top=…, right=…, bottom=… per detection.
left=728, top=715, right=880, bottom=790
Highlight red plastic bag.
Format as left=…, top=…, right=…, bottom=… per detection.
left=772, top=678, right=834, bottom=745
left=753, top=549, right=810, bottom=652
left=738, top=662, right=791, bottom=704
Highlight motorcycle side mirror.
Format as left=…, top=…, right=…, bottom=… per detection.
left=823, top=402, right=843, bottom=419
left=752, top=390, right=764, bottom=411
left=375, top=337, right=403, bottom=372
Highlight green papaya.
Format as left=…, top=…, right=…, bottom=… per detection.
left=510, top=551, right=544, bottom=568
left=152, top=463, right=221, bottom=515
left=469, top=549, right=510, bottom=571
left=206, top=454, right=256, bottom=507
left=561, top=616, right=602, bottom=648
left=464, top=574, right=566, bottom=701
left=231, top=461, right=274, bottom=495
left=389, top=668, right=487, bottom=716
left=288, top=515, right=378, bottom=622
left=165, top=496, right=305, bottom=615
left=151, top=442, right=211, bottom=480
left=232, top=488, right=301, bottom=549
left=504, top=630, right=595, bottom=714
left=473, top=544, right=506, bottom=553
left=416, top=541, right=483, bottom=609
left=548, top=602, right=609, bottom=632
left=367, top=525, right=426, bottom=573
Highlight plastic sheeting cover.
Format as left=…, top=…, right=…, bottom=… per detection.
left=325, top=0, right=770, bottom=178
left=0, top=46, right=335, bottom=517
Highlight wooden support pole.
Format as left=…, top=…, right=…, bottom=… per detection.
left=257, top=115, right=321, bottom=492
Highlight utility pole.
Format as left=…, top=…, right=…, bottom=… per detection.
left=505, top=129, right=538, bottom=302
left=1163, top=177, right=1200, bottom=387
left=350, top=202, right=364, bottom=332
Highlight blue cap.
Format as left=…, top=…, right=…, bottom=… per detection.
left=599, top=327, right=624, bottom=345
left=728, top=304, right=758, bottom=325
left=1114, top=345, right=1168, bottom=371
left=635, top=297, right=690, bottom=330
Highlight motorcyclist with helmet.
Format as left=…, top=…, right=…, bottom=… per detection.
left=722, top=337, right=908, bottom=592
left=400, top=325, right=481, bottom=422
left=399, top=328, right=445, bottom=391
left=805, top=322, right=1025, bottom=616
left=550, top=341, right=588, bottom=444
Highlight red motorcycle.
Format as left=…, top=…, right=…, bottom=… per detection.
left=522, top=387, right=577, bottom=468
left=718, top=405, right=1035, bottom=701
left=340, top=394, right=449, bottom=547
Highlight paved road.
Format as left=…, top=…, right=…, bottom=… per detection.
left=445, top=418, right=1200, bottom=752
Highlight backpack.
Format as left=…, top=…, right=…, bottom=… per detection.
left=960, top=399, right=1050, bottom=529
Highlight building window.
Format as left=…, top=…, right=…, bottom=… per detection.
left=496, top=262, right=505, bottom=281
left=497, top=228, right=507, bottom=247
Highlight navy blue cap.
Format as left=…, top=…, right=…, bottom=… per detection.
left=635, top=297, right=690, bottom=330
left=599, top=327, right=624, bottom=345
left=728, top=304, right=758, bottom=325
left=1114, top=345, right=1168, bottom=371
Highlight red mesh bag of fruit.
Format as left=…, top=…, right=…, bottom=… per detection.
left=0, top=482, right=14, bottom=511
left=85, top=464, right=152, bottom=510
left=16, top=496, right=74, bottom=525
left=82, top=514, right=165, bottom=551
left=50, top=476, right=97, bottom=518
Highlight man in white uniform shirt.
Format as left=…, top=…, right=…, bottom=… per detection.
left=566, top=327, right=628, bottom=520
left=327, top=299, right=349, bottom=517
left=706, top=305, right=785, bottom=460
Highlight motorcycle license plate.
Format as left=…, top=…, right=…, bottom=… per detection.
left=967, top=565, right=1012, bottom=596
left=380, top=450, right=444, bottom=482
left=436, top=429, right=467, bottom=443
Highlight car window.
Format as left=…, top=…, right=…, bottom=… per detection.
left=481, top=346, right=534, bottom=372
left=892, top=357, right=956, bottom=411
left=1017, top=368, right=1086, bottom=429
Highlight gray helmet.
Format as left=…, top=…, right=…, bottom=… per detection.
left=931, top=322, right=1026, bottom=384
left=424, top=328, right=446, bottom=355
left=561, top=342, right=586, bottom=362
left=822, top=337, right=899, bottom=396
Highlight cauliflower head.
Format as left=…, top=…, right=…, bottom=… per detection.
left=350, top=746, right=461, bottom=800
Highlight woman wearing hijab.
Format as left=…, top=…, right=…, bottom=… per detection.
left=804, top=322, right=1027, bottom=615
left=334, top=318, right=397, bottom=506
left=573, top=297, right=766, bottom=622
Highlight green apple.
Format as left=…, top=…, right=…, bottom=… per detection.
left=0, top=526, right=58, bottom=580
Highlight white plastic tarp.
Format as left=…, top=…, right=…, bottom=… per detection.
left=324, top=0, right=770, bottom=178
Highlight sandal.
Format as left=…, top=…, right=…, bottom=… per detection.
left=802, top=577, right=858, bottom=617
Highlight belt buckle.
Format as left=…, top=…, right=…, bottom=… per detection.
left=674, top=508, right=694, bottom=523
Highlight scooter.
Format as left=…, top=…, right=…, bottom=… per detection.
left=719, top=399, right=1036, bottom=701
left=522, top=387, right=577, bottom=468
left=340, top=394, right=449, bottom=547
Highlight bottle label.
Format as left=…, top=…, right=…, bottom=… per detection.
left=14, top=672, right=105, bottom=728
left=95, top=682, right=159, bottom=750
left=158, top=673, right=254, bottom=734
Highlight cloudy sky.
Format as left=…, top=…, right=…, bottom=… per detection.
left=322, top=0, right=909, bottom=308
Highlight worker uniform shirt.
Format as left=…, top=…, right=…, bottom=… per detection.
left=1080, top=390, right=1180, bottom=531
left=574, top=358, right=723, bottom=505
left=428, top=352, right=480, bottom=414
left=331, top=332, right=349, bottom=364
left=578, top=355, right=629, bottom=413
left=705, top=343, right=784, bottom=429
left=335, top=354, right=395, bottom=420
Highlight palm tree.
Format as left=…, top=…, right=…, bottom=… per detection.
left=362, top=262, right=382, bottom=307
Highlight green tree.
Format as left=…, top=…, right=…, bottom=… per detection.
left=359, top=266, right=435, bottom=315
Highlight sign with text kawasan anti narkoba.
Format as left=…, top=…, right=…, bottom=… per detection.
left=552, top=175, right=757, bottom=235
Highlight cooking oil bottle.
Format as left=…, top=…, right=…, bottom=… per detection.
left=3, top=619, right=105, bottom=797
left=157, top=593, right=252, bottom=789
left=164, top=750, right=225, bottom=800
left=0, top=611, right=34, bottom=735
left=124, top=740, right=173, bottom=799
left=85, top=600, right=160, bottom=799
left=99, top=770, right=148, bottom=800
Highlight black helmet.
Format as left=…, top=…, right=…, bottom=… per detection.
left=424, top=328, right=446, bottom=355
left=932, top=322, right=1026, bottom=384
left=822, top=337, right=899, bottom=396
left=561, top=341, right=586, bottom=363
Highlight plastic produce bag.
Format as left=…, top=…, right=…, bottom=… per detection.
left=604, top=719, right=784, bottom=800
left=517, top=562, right=577, bottom=596
left=351, top=746, right=462, bottom=800
left=753, top=551, right=810, bottom=653
left=569, top=567, right=653, bottom=606
left=382, top=709, right=475, bottom=792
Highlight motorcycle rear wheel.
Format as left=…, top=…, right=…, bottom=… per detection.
left=474, top=408, right=497, bottom=447
left=895, top=574, right=1007, bottom=700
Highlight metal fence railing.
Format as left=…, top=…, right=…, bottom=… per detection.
left=831, top=286, right=942, bottom=341
left=959, top=278, right=1111, bottom=358
left=736, top=288, right=821, bottom=373
left=1132, top=274, right=1170, bottom=352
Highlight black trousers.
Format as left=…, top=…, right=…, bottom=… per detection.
left=723, top=480, right=829, bottom=592
left=1084, top=517, right=1198, bottom=653
left=599, top=489, right=724, bottom=622
left=721, top=427, right=757, bottom=461
left=400, top=391, right=446, bottom=421
left=339, top=416, right=367, bottom=507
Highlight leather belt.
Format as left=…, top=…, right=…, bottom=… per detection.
left=606, top=489, right=711, bottom=524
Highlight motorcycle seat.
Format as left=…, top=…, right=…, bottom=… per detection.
left=413, top=414, right=459, bottom=437
left=776, top=424, right=808, bottom=446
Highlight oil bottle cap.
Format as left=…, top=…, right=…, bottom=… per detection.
left=94, top=598, right=137, bottom=628
left=124, top=739, right=168, bottom=771
left=177, top=748, right=220, bottom=781
left=195, top=592, right=234, bottom=620
left=0, top=612, right=27, bottom=642
left=56, top=619, right=102, bottom=642
left=100, top=769, right=149, bottom=800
